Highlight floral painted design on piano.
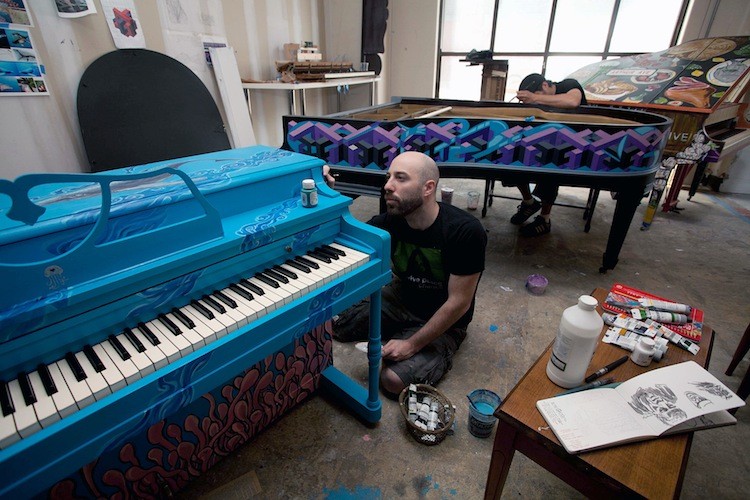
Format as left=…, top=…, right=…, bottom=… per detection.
left=49, top=323, right=333, bottom=499
left=237, top=198, right=301, bottom=252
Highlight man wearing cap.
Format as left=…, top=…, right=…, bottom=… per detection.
left=509, top=73, right=587, bottom=236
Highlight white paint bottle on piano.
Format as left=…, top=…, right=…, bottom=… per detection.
left=301, top=179, right=317, bottom=207
left=546, top=295, right=604, bottom=388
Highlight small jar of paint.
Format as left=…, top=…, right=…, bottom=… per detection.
left=301, top=179, right=317, bottom=207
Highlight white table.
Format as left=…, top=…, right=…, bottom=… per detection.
left=242, top=73, right=379, bottom=115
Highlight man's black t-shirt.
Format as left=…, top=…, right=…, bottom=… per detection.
left=369, top=202, right=487, bottom=328
left=554, top=79, right=588, bottom=105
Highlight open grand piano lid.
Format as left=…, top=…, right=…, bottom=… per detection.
left=569, top=36, right=750, bottom=113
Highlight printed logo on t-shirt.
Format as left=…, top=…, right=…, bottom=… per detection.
left=392, top=241, right=445, bottom=290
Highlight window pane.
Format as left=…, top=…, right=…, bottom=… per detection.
left=550, top=0, right=615, bottom=52
left=503, top=56, right=545, bottom=100
left=438, top=56, right=483, bottom=101
left=441, top=0, right=496, bottom=52
left=546, top=56, right=603, bottom=82
left=610, top=0, right=683, bottom=53
left=494, top=0, right=553, bottom=53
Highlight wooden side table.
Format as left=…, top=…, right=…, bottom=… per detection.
left=484, top=288, right=715, bottom=499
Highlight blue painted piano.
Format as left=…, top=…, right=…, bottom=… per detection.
left=0, top=146, right=390, bottom=498
left=282, top=97, right=673, bottom=272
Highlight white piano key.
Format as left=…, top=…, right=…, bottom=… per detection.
left=329, top=242, right=370, bottom=266
left=28, top=371, right=60, bottom=428
left=222, top=287, right=263, bottom=324
left=91, top=344, right=127, bottom=392
left=46, top=363, right=77, bottom=418
left=184, top=303, right=225, bottom=340
left=165, top=311, right=206, bottom=350
left=7, top=379, right=41, bottom=438
left=147, top=319, right=193, bottom=358
left=248, top=276, right=292, bottom=306
left=267, top=270, right=306, bottom=300
left=196, top=298, right=237, bottom=338
left=278, top=263, right=316, bottom=295
left=115, top=333, right=155, bottom=377
left=55, top=360, right=95, bottom=410
left=179, top=306, right=218, bottom=344
left=139, top=322, right=180, bottom=364
left=0, top=410, right=20, bottom=449
left=236, top=281, right=277, bottom=316
left=99, top=340, right=141, bottom=385
left=128, top=327, right=169, bottom=371
left=74, top=351, right=111, bottom=401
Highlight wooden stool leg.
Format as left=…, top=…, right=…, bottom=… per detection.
left=726, top=322, right=750, bottom=376
left=737, top=365, right=750, bottom=401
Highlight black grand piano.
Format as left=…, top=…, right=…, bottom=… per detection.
left=281, top=98, right=672, bottom=273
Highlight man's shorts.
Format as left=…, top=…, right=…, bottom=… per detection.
left=334, top=281, right=466, bottom=388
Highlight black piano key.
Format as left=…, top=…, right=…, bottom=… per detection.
left=307, top=250, right=331, bottom=264
left=295, top=255, right=319, bottom=269
left=273, top=264, right=297, bottom=280
left=137, top=322, right=160, bottom=346
left=229, top=283, right=254, bottom=301
left=202, top=295, right=226, bottom=314
left=65, top=352, right=87, bottom=382
left=124, top=327, right=146, bottom=352
left=316, top=246, right=340, bottom=260
left=254, top=273, right=280, bottom=288
left=37, top=363, right=57, bottom=396
left=240, top=279, right=264, bottom=295
left=191, top=299, right=214, bottom=320
left=286, top=259, right=311, bottom=273
left=213, top=290, right=237, bottom=308
left=322, top=243, right=346, bottom=256
left=264, top=268, right=289, bottom=284
left=109, top=334, right=132, bottom=360
left=158, top=313, right=182, bottom=335
left=83, top=344, right=105, bottom=373
left=171, top=307, right=195, bottom=329
left=17, top=371, right=36, bottom=406
left=0, top=380, right=14, bottom=416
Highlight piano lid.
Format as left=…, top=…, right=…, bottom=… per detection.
left=568, top=36, right=750, bottom=113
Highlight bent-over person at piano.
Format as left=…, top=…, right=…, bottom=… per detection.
left=333, top=152, right=488, bottom=398
left=508, top=73, right=588, bottom=236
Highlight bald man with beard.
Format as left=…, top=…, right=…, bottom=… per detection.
left=333, top=152, right=487, bottom=397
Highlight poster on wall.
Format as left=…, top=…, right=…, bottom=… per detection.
left=0, top=27, right=48, bottom=95
left=55, top=0, right=97, bottom=18
left=0, top=0, right=32, bottom=27
left=100, top=0, right=145, bottom=48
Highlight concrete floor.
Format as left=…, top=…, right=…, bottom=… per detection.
left=181, top=181, right=750, bottom=500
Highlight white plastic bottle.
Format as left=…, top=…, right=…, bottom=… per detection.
left=546, top=295, right=604, bottom=388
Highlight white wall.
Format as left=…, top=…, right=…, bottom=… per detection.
left=1, top=0, right=749, bottom=187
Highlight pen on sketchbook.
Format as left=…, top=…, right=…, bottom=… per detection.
left=584, top=355, right=629, bottom=383
left=555, top=377, right=616, bottom=397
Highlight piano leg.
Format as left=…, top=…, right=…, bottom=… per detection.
left=601, top=188, right=641, bottom=274
left=688, top=159, right=709, bottom=200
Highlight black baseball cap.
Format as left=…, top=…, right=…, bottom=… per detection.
left=519, top=73, right=546, bottom=92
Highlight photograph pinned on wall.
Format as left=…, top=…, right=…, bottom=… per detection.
left=100, top=0, right=145, bottom=49
left=0, top=27, right=48, bottom=95
left=0, top=0, right=32, bottom=27
left=55, top=0, right=97, bottom=18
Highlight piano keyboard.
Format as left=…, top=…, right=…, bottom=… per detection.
left=0, top=242, right=368, bottom=449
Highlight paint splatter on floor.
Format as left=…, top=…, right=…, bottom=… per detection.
left=489, top=324, right=499, bottom=333
left=323, top=484, right=382, bottom=499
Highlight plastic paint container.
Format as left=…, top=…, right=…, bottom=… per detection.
left=467, top=389, right=502, bottom=438
left=526, top=274, right=548, bottom=295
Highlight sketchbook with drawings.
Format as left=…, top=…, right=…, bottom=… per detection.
left=536, top=361, right=744, bottom=454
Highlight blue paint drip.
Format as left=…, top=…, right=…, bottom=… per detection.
left=322, top=484, right=382, bottom=499
left=489, top=324, right=499, bottom=332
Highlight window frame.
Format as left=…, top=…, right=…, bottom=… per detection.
left=435, top=0, right=690, bottom=98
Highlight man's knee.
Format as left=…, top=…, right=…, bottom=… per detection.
left=380, top=367, right=406, bottom=398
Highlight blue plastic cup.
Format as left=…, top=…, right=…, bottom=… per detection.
left=467, top=389, right=502, bottom=438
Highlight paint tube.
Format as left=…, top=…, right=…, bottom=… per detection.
left=642, top=318, right=700, bottom=355
left=637, top=297, right=691, bottom=314
left=602, top=313, right=655, bottom=337
left=630, top=308, right=688, bottom=325
left=603, top=327, right=666, bottom=360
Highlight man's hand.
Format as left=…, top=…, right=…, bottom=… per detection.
left=382, top=338, right=418, bottom=362
left=516, top=90, right=538, bottom=104
left=323, top=164, right=336, bottom=189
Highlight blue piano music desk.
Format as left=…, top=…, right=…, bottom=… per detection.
left=0, top=146, right=391, bottom=498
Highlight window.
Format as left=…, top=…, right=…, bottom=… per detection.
left=437, top=0, right=687, bottom=101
